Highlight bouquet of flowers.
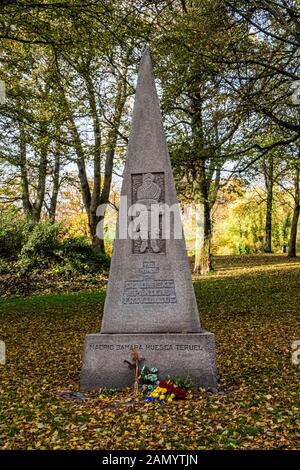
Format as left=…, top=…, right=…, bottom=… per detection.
left=144, top=379, right=187, bottom=404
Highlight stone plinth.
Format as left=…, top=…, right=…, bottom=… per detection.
left=81, top=332, right=217, bottom=391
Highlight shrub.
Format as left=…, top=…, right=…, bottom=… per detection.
left=0, top=257, right=11, bottom=274
left=235, top=243, right=251, bottom=255
left=0, top=209, right=25, bottom=259
left=0, top=212, right=110, bottom=276
left=17, top=223, right=63, bottom=274
left=53, top=236, right=110, bottom=277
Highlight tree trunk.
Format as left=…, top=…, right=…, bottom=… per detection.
left=193, top=197, right=212, bottom=274
left=288, top=165, right=300, bottom=257
left=32, top=124, right=49, bottom=222
left=193, top=161, right=212, bottom=275
left=85, top=72, right=102, bottom=250
left=194, top=200, right=212, bottom=274
left=49, top=141, right=61, bottom=223
left=63, top=91, right=101, bottom=249
left=263, top=156, right=274, bottom=253
left=97, top=71, right=128, bottom=252
left=189, top=90, right=213, bottom=274
left=18, top=122, right=32, bottom=218
left=194, top=203, right=204, bottom=273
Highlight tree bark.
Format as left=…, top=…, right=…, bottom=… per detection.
left=193, top=163, right=213, bottom=274
left=49, top=139, right=61, bottom=223
left=85, top=71, right=102, bottom=250
left=18, top=121, right=32, bottom=218
left=190, top=91, right=213, bottom=274
left=288, top=164, right=300, bottom=257
left=263, top=156, right=274, bottom=253
left=193, top=197, right=212, bottom=274
left=194, top=202, right=204, bottom=273
left=97, top=71, right=128, bottom=251
left=62, top=88, right=92, bottom=216
left=31, top=123, right=49, bottom=222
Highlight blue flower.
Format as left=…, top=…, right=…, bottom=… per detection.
left=144, top=396, right=156, bottom=403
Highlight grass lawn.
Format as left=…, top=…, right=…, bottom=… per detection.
left=0, top=255, right=299, bottom=449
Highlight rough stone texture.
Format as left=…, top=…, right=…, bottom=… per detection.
left=101, top=48, right=201, bottom=334
left=81, top=333, right=217, bottom=391
left=80, top=48, right=217, bottom=391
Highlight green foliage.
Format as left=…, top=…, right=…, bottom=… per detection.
left=0, top=211, right=110, bottom=276
left=0, top=208, right=24, bottom=260
left=166, top=375, right=193, bottom=391
left=98, top=389, right=118, bottom=398
left=18, top=222, right=62, bottom=274
left=214, top=188, right=294, bottom=255
left=236, top=243, right=251, bottom=255
left=53, top=237, right=110, bottom=277
left=0, top=257, right=11, bottom=274
left=141, top=366, right=160, bottom=392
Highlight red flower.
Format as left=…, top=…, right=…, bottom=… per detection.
left=166, top=383, right=175, bottom=392
left=159, top=380, right=175, bottom=392
left=159, top=380, right=168, bottom=388
left=173, top=387, right=187, bottom=399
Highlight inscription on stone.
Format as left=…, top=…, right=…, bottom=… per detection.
left=89, top=343, right=204, bottom=352
left=131, top=172, right=166, bottom=254
left=123, top=261, right=177, bottom=304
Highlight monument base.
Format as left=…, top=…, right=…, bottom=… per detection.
left=80, top=332, right=217, bottom=391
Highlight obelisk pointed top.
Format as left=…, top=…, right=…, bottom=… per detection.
left=123, top=45, right=165, bottom=173
left=141, top=45, right=151, bottom=62
left=142, top=45, right=151, bottom=56
left=136, top=45, right=154, bottom=83
left=136, top=46, right=153, bottom=83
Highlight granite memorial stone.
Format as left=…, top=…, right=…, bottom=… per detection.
left=80, top=48, right=217, bottom=391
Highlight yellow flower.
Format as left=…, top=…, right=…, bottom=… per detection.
left=170, top=393, right=175, bottom=399
left=161, top=388, right=167, bottom=394
left=160, top=394, right=166, bottom=400
left=152, top=392, right=159, bottom=398
left=167, top=397, right=173, bottom=403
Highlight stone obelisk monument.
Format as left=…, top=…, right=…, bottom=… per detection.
left=80, top=48, right=217, bottom=391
